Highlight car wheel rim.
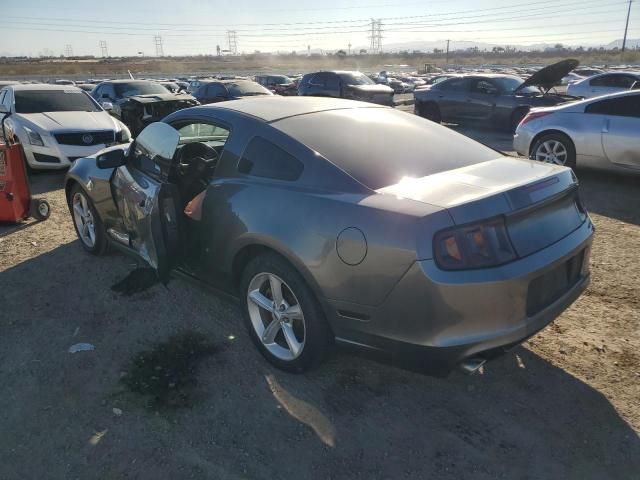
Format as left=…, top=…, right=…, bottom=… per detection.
left=535, top=140, right=568, bottom=165
left=247, top=272, right=306, bottom=361
left=38, top=202, right=49, bottom=217
left=72, top=192, right=96, bottom=248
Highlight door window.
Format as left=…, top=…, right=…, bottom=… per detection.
left=176, top=122, right=230, bottom=145
left=438, top=78, right=471, bottom=92
left=470, top=79, right=498, bottom=94
left=590, top=74, right=636, bottom=88
left=309, top=73, right=329, bottom=87
left=325, top=74, right=340, bottom=89
left=238, top=136, right=303, bottom=181
left=206, top=83, right=228, bottom=98
left=585, top=94, right=640, bottom=118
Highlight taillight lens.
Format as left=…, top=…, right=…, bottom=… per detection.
left=519, top=111, right=551, bottom=127
left=434, top=218, right=516, bottom=270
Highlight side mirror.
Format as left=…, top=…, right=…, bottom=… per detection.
left=96, top=148, right=126, bottom=169
left=101, top=101, right=114, bottom=111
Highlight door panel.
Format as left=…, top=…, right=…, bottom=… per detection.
left=602, top=116, right=640, bottom=168
left=110, top=122, right=180, bottom=276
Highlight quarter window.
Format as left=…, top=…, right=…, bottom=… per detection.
left=585, top=95, right=640, bottom=118
left=238, top=136, right=303, bottom=181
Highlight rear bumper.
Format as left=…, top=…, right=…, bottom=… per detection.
left=328, top=218, right=594, bottom=376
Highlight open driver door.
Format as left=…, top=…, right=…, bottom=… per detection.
left=110, top=122, right=182, bottom=281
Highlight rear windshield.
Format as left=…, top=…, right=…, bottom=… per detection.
left=273, top=108, right=499, bottom=190
left=114, top=82, right=169, bottom=98
left=15, top=90, right=100, bottom=113
left=338, top=72, right=375, bottom=86
left=270, top=76, right=293, bottom=85
left=226, top=81, right=272, bottom=96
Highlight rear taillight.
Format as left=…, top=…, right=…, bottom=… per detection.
left=519, top=111, right=551, bottom=127
left=434, top=218, right=516, bottom=270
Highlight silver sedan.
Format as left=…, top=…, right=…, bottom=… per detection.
left=514, top=90, right=640, bottom=173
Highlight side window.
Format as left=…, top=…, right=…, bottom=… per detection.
left=0, top=90, right=6, bottom=107
left=614, top=75, right=637, bottom=88
left=310, top=73, right=328, bottom=87
left=439, top=78, right=470, bottom=92
left=238, top=136, right=304, bottom=181
left=326, top=73, right=340, bottom=89
left=471, top=79, right=498, bottom=94
left=93, top=85, right=103, bottom=99
left=585, top=95, right=640, bottom=118
left=176, top=122, right=230, bottom=145
left=590, top=75, right=614, bottom=87
left=207, top=83, right=227, bottom=97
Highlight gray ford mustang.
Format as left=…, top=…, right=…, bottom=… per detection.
left=64, top=97, right=594, bottom=375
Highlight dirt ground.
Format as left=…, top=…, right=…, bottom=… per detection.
left=0, top=127, right=638, bottom=480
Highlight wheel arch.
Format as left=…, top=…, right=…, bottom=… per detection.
left=230, top=240, right=335, bottom=333
left=528, top=129, right=576, bottom=158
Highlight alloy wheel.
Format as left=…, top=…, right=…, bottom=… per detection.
left=535, top=140, right=568, bottom=165
left=72, top=192, right=96, bottom=248
left=246, top=272, right=306, bottom=361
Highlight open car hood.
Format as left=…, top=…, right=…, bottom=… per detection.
left=125, top=92, right=197, bottom=104
left=516, top=59, right=580, bottom=92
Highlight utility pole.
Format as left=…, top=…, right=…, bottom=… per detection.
left=445, top=39, right=450, bottom=65
left=348, top=42, right=352, bottom=55
left=376, top=19, right=383, bottom=53
left=64, top=44, right=73, bottom=57
left=622, top=0, right=633, bottom=52
left=99, top=40, right=108, bottom=58
left=154, top=35, right=164, bottom=57
left=227, top=31, right=238, bottom=55
left=369, top=19, right=376, bottom=53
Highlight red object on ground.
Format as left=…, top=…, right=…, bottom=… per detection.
left=0, top=141, right=31, bottom=222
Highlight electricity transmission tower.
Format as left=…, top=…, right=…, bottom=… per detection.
left=99, top=40, right=108, bottom=57
left=154, top=35, right=164, bottom=57
left=227, top=31, right=238, bottom=55
left=64, top=44, right=73, bottom=57
left=369, top=19, right=382, bottom=53
left=622, top=0, right=634, bottom=52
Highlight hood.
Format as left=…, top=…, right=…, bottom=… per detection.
left=125, top=92, right=197, bottom=104
left=347, top=84, right=394, bottom=94
left=516, top=58, right=579, bottom=92
left=19, top=111, right=117, bottom=132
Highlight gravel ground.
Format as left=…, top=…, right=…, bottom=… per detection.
left=0, top=126, right=638, bottom=480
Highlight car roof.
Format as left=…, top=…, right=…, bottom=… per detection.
left=195, top=96, right=381, bottom=122
left=99, top=79, right=158, bottom=84
left=7, top=84, right=84, bottom=91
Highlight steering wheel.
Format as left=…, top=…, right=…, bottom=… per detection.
left=177, top=142, right=219, bottom=170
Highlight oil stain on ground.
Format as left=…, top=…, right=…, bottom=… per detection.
left=121, top=331, right=219, bottom=409
left=111, top=267, right=161, bottom=296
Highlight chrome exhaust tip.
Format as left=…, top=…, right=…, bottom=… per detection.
left=460, top=357, right=486, bottom=375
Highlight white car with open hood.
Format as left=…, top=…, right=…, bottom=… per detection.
left=0, top=84, right=131, bottom=170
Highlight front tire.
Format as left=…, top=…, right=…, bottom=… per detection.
left=530, top=133, right=576, bottom=169
left=68, top=184, right=107, bottom=255
left=240, top=253, right=332, bottom=372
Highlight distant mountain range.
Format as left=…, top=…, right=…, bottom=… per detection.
left=355, top=38, right=640, bottom=53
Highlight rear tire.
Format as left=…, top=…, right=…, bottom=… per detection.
left=530, top=133, right=576, bottom=169
left=68, top=184, right=108, bottom=255
left=240, top=253, right=332, bottom=373
left=418, top=102, right=442, bottom=123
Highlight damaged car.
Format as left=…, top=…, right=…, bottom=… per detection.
left=414, top=59, right=580, bottom=131
left=91, top=80, right=198, bottom=136
left=64, top=97, right=593, bottom=376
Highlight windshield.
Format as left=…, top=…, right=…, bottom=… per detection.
left=114, top=82, right=170, bottom=98
left=338, top=72, right=375, bottom=86
left=15, top=90, right=101, bottom=113
left=495, top=77, right=541, bottom=94
left=271, top=76, right=293, bottom=85
left=226, top=81, right=272, bottom=96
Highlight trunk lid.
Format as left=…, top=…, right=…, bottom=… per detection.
left=378, top=157, right=586, bottom=258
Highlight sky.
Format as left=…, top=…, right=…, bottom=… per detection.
left=0, top=0, right=637, bottom=57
